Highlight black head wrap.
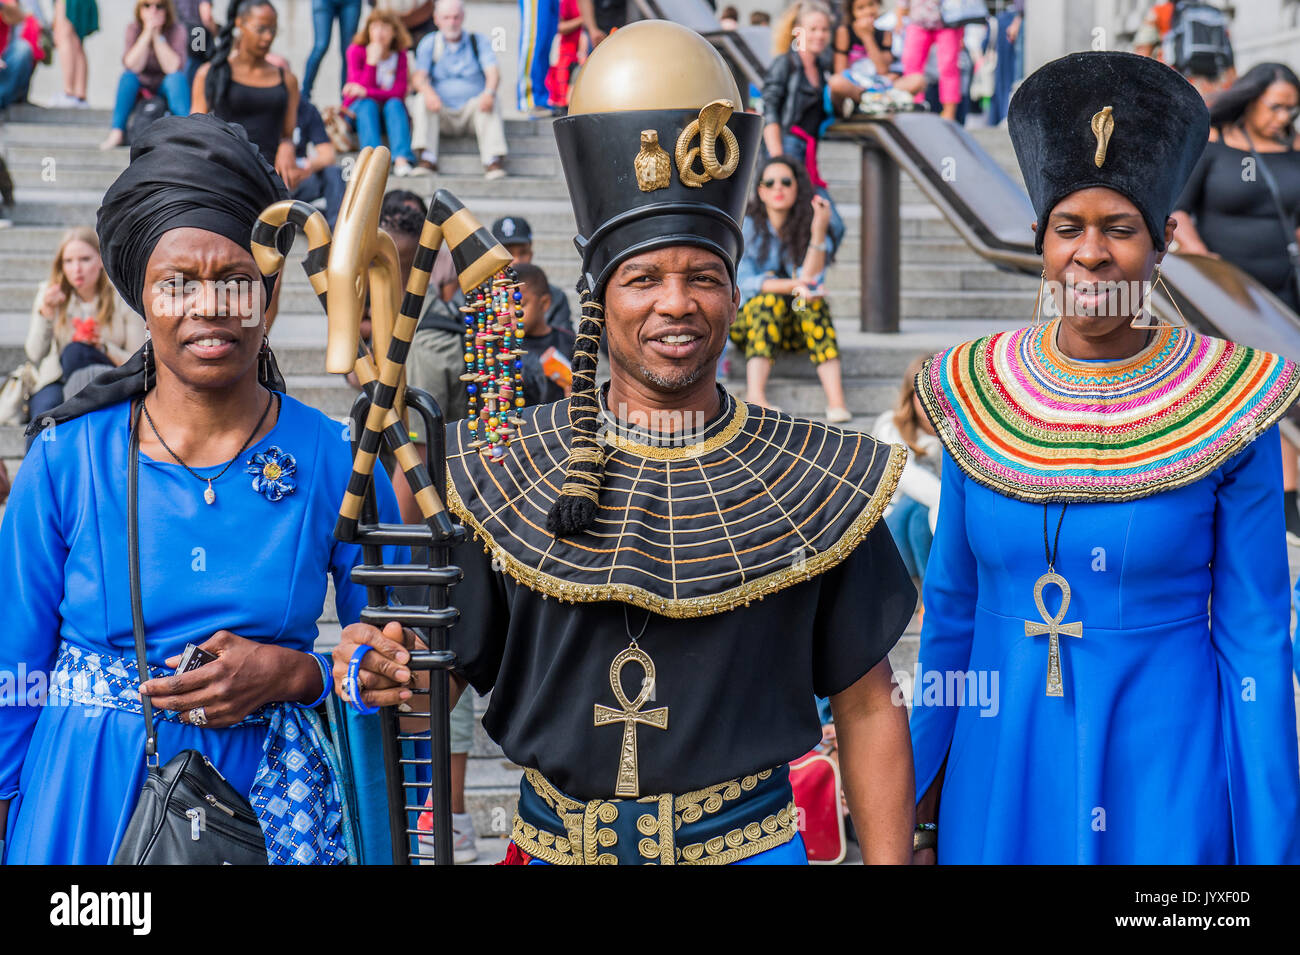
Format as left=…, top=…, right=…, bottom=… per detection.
left=1008, top=51, right=1210, bottom=254
left=27, top=114, right=289, bottom=437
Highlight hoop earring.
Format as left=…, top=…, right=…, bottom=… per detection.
left=1130, top=264, right=1184, bottom=328
left=1032, top=268, right=1058, bottom=325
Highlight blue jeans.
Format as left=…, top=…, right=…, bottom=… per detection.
left=884, top=495, right=934, bottom=581
left=0, top=34, right=35, bottom=108
left=986, top=9, right=1022, bottom=126
left=352, top=97, right=414, bottom=162
left=110, top=70, right=192, bottom=131
left=292, top=165, right=346, bottom=229
left=25, top=342, right=113, bottom=450
left=304, top=0, right=362, bottom=101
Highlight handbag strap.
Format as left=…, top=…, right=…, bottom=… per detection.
left=1240, top=125, right=1300, bottom=291
left=127, top=399, right=159, bottom=768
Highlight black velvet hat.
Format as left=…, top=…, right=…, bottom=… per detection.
left=552, top=19, right=762, bottom=297
left=1008, top=51, right=1210, bottom=254
left=545, top=20, right=763, bottom=538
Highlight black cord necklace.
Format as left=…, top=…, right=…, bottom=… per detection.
left=1025, top=502, right=1083, bottom=698
left=142, top=389, right=277, bottom=505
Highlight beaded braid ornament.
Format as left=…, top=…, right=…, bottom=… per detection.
left=461, top=266, right=526, bottom=463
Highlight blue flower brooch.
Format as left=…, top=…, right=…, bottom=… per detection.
left=247, top=446, right=297, bottom=502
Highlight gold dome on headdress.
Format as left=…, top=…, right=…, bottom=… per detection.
left=567, top=19, right=742, bottom=115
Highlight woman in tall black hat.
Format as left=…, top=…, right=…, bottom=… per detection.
left=0, top=113, right=400, bottom=864
left=910, top=52, right=1300, bottom=863
left=335, top=19, right=919, bottom=865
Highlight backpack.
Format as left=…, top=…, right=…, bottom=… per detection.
left=126, top=95, right=170, bottom=146
left=1162, top=2, right=1232, bottom=78
left=429, top=30, right=483, bottom=77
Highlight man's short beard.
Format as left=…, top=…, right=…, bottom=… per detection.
left=637, top=361, right=710, bottom=391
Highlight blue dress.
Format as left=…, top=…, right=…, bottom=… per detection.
left=912, top=322, right=1300, bottom=863
left=0, top=393, right=398, bottom=864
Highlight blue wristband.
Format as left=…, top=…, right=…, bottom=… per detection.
left=345, top=645, right=380, bottom=715
left=305, top=651, right=333, bottom=708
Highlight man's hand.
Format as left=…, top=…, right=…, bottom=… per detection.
left=422, top=87, right=442, bottom=112
left=479, top=89, right=494, bottom=113
left=283, top=164, right=308, bottom=189
left=332, top=620, right=418, bottom=709
left=139, top=630, right=317, bottom=728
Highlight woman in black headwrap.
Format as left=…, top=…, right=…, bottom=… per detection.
left=0, top=113, right=399, bottom=864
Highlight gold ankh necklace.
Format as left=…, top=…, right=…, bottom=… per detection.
left=1023, top=503, right=1083, bottom=697
left=593, top=606, right=668, bottom=797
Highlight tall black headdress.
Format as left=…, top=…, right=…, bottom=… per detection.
left=547, top=20, right=762, bottom=536
left=1008, top=51, right=1210, bottom=254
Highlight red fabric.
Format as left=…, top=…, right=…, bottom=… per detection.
left=343, top=42, right=409, bottom=108
left=545, top=0, right=582, bottom=107
left=499, top=842, right=533, bottom=865
left=21, top=15, right=45, bottom=63
left=788, top=125, right=825, bottom=190
left=789, top=750, right=846, bottom=863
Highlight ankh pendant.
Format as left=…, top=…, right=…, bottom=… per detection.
left=1023, top=571, right=1083, bottom=697
left=593, top=645, right=668, bottom=797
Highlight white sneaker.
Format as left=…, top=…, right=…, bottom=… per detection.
left=392, top=159, right=413, bottom=178
left=416, top=809, right=479, bottom=864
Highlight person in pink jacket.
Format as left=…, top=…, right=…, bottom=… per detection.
left=342, top=7, right=416, bottom=176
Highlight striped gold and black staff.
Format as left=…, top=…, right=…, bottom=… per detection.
left=329, top=149, right=510, bottom=541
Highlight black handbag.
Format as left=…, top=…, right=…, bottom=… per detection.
left=113, top=401, right=268, bottom=865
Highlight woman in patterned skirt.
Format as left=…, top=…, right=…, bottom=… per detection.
left=732, top=155, right=851, bottom=422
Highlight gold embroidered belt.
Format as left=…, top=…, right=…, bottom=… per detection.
left=511, top=765, right=797, bottom=865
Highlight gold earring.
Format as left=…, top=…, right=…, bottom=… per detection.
left=1032, top=268, right=1058, bottom=325
left=1130, top=264, right=1184, bottom=328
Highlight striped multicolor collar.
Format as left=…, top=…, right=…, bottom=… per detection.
left=917, top=320, right=1300, bottom=503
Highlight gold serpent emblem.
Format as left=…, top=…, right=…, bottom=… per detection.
left=1090, top=106, right=1114, bottom=168
left=675, top=99, right=740, bottom=188
left=634, top=129, right=672, bottom=191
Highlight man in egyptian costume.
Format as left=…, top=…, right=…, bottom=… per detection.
left=336, top=20, right=918, bottom=865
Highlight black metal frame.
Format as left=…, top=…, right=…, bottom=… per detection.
left=342, top=386, right=465, bottom=865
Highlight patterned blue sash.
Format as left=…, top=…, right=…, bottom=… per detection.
left=49, top=641, right=351, bottom=865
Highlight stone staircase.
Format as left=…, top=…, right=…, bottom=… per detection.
left=0, top=104, right=1041, bottom=860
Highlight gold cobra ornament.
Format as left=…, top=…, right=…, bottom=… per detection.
left=1091, top=105, right=1114, bottom=168
left=675, top=99, right=740, bottom=189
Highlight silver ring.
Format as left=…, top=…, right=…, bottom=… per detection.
left=188, top=706, right=208, bottom=727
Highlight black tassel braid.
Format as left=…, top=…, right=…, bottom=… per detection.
left=546, top=276, right=608, bottom=537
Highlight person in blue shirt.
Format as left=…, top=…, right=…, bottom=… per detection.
left=732, top=154, right=851, bottom=423
left=408, top=0, right=508, bottom=179
left=0, top=114, right=401, bottom=864
left=912, top=51, right=1300, bottom=865
left=287, top=97, right=345, bottom=229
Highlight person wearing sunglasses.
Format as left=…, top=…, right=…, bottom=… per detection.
left=732, top=155, right=852, bottom=422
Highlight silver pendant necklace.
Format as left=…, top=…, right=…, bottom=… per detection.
left=141, top=390, right=276, bottom=505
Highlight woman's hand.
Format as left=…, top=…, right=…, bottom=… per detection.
left=810, top=194, right=832, bottom=237
left=332, top=621, right=422, bottom=709
left=342, top=81, right=368, bottom=101
left=139, top=631, right=321, bottom=728
left=366, top=40, right=385, bottom=65
left=274, top=140, right=298, bottom=188
left=40, top=283, right=66, bottom=319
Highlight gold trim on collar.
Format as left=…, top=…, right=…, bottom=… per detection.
left=444, top=441, right=906, bottom=618
left=601, top=397, right=749, bottom=461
